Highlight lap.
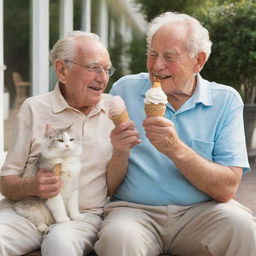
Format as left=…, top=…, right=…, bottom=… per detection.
left=98, top=200, right=256, bottom=256
left=0, top=208, right=102, bottom=256
left=0, top=208, right=42, bottom=255
left=42, top=212, right=102, bottom=256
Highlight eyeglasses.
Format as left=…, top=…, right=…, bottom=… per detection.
left=64, top=59, right=116, bottom=76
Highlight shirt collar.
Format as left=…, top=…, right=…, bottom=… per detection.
left=50, top=82, right=107, bottom=116
left=191, top=73, right=213, bottom=106
left=140, top=73, right=213, bottom=107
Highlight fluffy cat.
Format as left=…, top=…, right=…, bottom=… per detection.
left=13, top=124, right=83, bottom=233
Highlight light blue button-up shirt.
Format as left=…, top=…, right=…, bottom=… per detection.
left=110, top=73, right=249, bottom=206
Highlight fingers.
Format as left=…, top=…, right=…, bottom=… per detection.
left=111, top=121, right=141, bottom=151
left=114, top=120, right=136, bottom=131
left=143, top=117, right=180, bottom=154
left=143, top=116, right=173, bottom=127
left=35, top=168, right=62, bottom=198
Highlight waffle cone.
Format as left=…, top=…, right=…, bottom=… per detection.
left=110, top=110, right=129, bottom=125
left=53, top=163, right=62, bottom=176
left=144, top=103, right=166, bottom=117
left=152, top=81, right=161, bottom=88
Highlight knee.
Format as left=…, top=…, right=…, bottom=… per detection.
left=216, top=202, right=256, bottom=235
left=99, top=217, right=147, bottom=247
left=42, top=223, right=76, bottom=251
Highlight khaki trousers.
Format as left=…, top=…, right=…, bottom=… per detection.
left=0, top=208, right=101, bottom=256
left=95, top=199, right=256, bottom=256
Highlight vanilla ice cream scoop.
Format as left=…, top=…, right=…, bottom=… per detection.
left=144, top=80, right=168, bottom=117
left=109, top=96, right=130, bottom=125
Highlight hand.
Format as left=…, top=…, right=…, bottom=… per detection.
left=111, top=120, right=141, bottom=152
left=143, top=117, right=180, bottom=154
left=32, top=168, right=62, bottom=199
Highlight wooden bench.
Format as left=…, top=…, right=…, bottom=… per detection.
left=24, top=250, right=97, bottom=256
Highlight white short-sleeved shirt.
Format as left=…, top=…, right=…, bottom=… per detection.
left=1, top=84, right=115, bottom=213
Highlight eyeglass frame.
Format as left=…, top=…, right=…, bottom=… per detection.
left=64, top=59, right=116, bottom=77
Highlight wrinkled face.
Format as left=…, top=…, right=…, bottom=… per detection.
left=59, top=39, right=112, bottom=109
left=147, top=23, right=199, bottom=95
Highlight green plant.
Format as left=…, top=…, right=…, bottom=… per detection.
left=126, top=35, right=147, bottom=74
left=201, top=2, right=256, bottom=103
left=134, top=0, right=206, bottom=21
left=107, top=33, right=126, bottom=92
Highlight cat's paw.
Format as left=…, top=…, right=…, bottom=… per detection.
left=70, top=213, right=84, bottom=221
left=55, top=216, right=70, bottom=223
left=52, top=158, right=64, bottom=165
left=37, top=223, right=48, bottom=233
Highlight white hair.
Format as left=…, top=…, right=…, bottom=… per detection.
left=147, top=12, right=212, bottom=60
left=49, top=31, right=100, bottom=65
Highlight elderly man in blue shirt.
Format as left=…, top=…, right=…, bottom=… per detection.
left=95, top=11, right=256, bottom=256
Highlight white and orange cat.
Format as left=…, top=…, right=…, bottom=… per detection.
left=9, top=124, right=83, bottom=232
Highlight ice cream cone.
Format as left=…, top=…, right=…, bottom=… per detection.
left=53, top=163, right=61, bottom=176
left=110, top=110, right=129, bottom=125
left=152, top=80, right=161, bottom=88
left=109, top=96, right=130, bottom=125
left=144, top=103, right=166, bottom=117
left=144, top=78, right=167, bottom=117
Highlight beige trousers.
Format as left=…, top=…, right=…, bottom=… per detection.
left=95, top=199, right=256, bottom=256
left=0, top=208, right=101, bottom=256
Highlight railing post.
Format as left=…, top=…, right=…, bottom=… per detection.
left=31, top=0, right=49, bottom=96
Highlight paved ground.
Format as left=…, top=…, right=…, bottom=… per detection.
left=235, top=159, right=256, bottom=215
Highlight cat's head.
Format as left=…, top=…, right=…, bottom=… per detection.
left=44, top=124, right=80, bottom=156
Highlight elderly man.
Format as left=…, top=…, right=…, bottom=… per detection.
left=95, top=12, right=256, bottom=256
left=0, top=31, right=139, bottom=256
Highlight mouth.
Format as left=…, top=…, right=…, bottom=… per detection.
left=88, top=85, right=102, bottom=92
left=154, top=74, right=172, bottom=80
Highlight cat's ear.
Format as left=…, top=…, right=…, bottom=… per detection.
left=65, top=124, right=73, bottom=131
left=45, top=124, right=56, bottom=137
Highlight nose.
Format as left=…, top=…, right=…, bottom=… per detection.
left=96, top=70, right=109, bottom=83
left=65, top=144, right=69, bottom=148
left=153, top=56, right=167, bottom=71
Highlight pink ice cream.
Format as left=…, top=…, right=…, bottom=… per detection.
left=109, top=96, right=129, bottom=125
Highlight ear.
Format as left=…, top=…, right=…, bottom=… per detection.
left=54, top=59, right=68, bottom=83
left=45, top=124, right=56, bottom=137
left=193, top=52, right=207, bottom=73
left=65, top=124, right=73, bottom=131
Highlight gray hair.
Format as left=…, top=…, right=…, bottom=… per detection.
left=49, top=31, right=100, bottom=65
left=146, top=12, right=212, bottom=60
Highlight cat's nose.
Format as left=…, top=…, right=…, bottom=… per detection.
left=65, top=145, right=69, bottom=148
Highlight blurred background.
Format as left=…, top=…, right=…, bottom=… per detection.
left=1, top=0, right=256, bottom=158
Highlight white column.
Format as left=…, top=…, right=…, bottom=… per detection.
left=126, top=26, right=132, bottom=42
left=119, top=14, right=126, bottom=37
left=97, top=0, right=108, bottom=47
left=0, top=0, right=4, bottom=160
left=109, top=17, right=115, bottom=47
left=32, top=0, right=49, bottom=96
left=81, top=0, right=91, bottom=32
left=60, top=0, right=73, bottom=38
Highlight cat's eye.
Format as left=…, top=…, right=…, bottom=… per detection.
left=57, top=139, right=64, bottom=142
left=70, top=138, right=75, bottom=141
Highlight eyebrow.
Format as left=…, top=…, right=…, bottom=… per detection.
left=148, top=49, right=179, bottom=56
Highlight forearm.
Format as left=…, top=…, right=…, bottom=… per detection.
left=106, top=148, right=129, bottom=196
left=166, top=141, right=242, bottom=202
left=0, top=175, right=36, bottom=201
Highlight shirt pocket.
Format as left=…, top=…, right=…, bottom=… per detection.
left=191, top=140, right=214, bottom=161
